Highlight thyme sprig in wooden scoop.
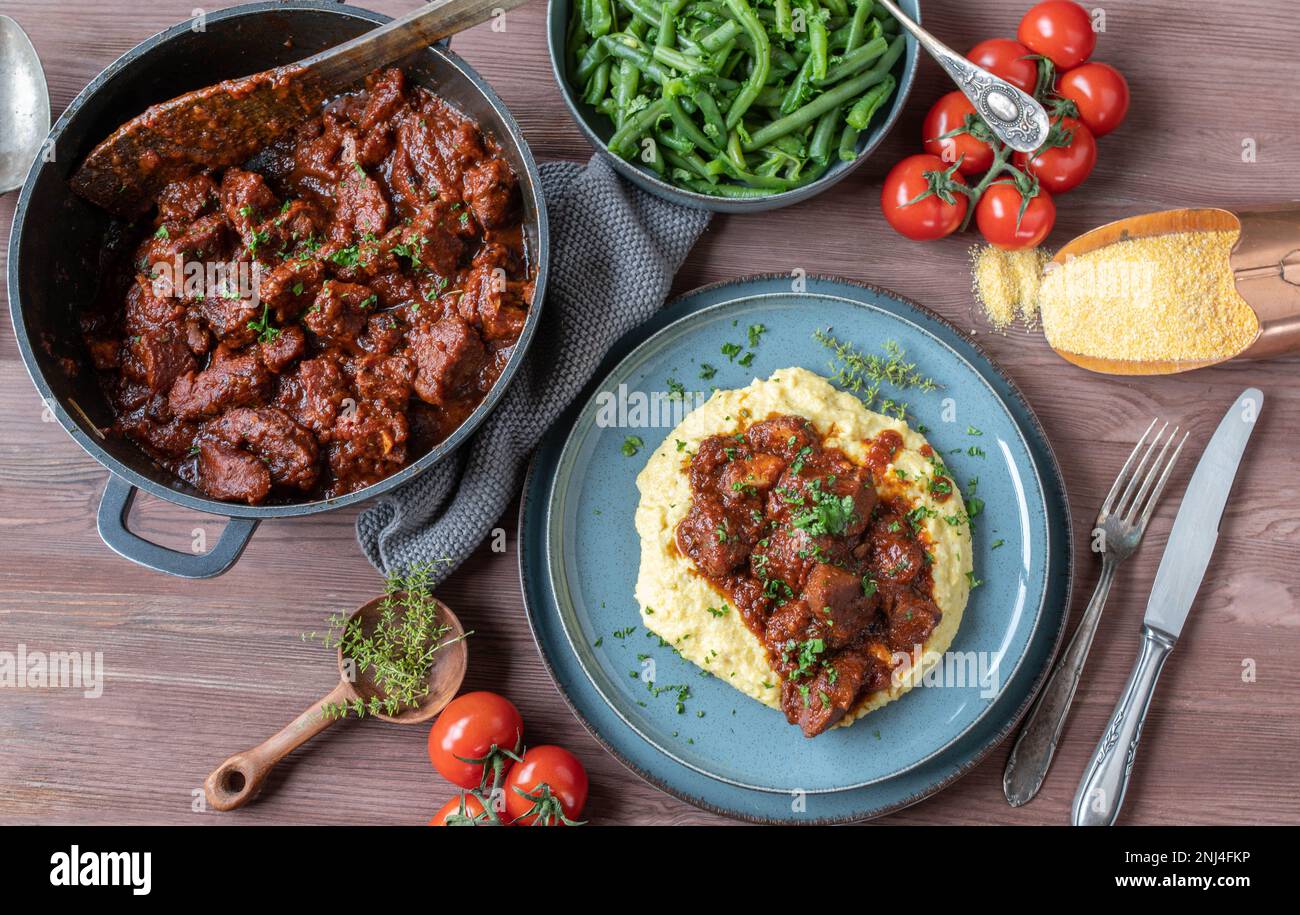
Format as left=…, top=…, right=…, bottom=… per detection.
left=203, top=563, right=469, bottom=812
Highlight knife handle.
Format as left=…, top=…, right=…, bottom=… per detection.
left=1003, top=559, right=1118, bottom=806
left=1072, top=625, right=1175, bottom=826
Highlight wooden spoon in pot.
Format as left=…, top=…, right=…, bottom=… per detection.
left=203, top=594, right=468, bottom=812
left=72, top=0, right=527, bottom=216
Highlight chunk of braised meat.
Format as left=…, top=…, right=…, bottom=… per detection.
left=303, top=281, right=373, bottom=346
left=408, top=315, right=486, bottom=406
left=331, top=141, right=390, bottom=243
left=327, top=400, right=408, bottom=492
left=802, top=562, right=876, bottom=650
left=867, top=512, right=925, bottom=584
left=462, top=157, right=516, bottom=228
left=881, top=585, right=942, bottom=653
left=258, top=325, right=306, bottom=373
left=790, top=651, right=887, bottom=737
left=195, top=439, right=271, bottom=505
left=676, top=498, right=754, bottom=579
left=156, top=174, right=219, bottom=224
left=457, top=261, right=529, bottom=343
left=350, top=353, right=414, bottom=406
left=360, top=313, right=404, bottom=354
left=258, top=257, right=324, bottom=319
left=117, top=413, right=200, bottom=459
left=380, top=201, right=463, bottom=278
left=124, top=276, right=183, bottom=336
left=169, top=345, right=270, bottom=420
left=193, top=285, right=259, bottom=347
left=221, top=168, right=279, bottom=246
left=121, top=327, right=196, bottom=397
left=209, top=407, right=318, bottom=491
left=719, top=453, right=786, bottom=501
left=275, top=355, right=348, bottom=437
left=745, top=415, right=817, bottom=460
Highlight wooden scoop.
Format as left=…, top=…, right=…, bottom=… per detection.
left=71, top=0, right=526, bottom=216
left=203, top=594, right=468, bottom=812
left=1047, top=205, right=1300, bottom=375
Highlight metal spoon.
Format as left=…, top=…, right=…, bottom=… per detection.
left=203, top=593, right=469, bottom=811
left=873, top=0, right=1050, bottom=153
left=0, top=14, right=50, bottom=194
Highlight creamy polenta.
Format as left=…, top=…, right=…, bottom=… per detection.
left=633, top=367, right=972, bottom=731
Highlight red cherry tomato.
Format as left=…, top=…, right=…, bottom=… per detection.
left=1013, top=116, right=1096, bottom=194
left=966, top=38, right=1038, bottom=94
left=921, top=92, right=994, bottom=175
left=426, top=691, right=523, bottom=790
left=1018, top=1, right=1096, bottom=70
left=975, top=181, right=1056, bottom=250
left=1057, top=62, right=1130, bottom=137
left=428, top=793, right=489, bottom=826
left=880, top=154, right=969, bottom=241
left=504, top=745, right=589, bottom=826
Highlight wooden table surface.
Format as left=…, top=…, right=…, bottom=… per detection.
left=2, top=0, right=1297, bottom=826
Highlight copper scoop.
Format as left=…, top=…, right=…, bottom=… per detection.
left=203, top=594, right=468, bottom=811
left=1047, top=204, right=1300, bottom=375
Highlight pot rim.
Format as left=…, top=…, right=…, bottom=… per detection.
left=6, top=0, right=549, bottom=520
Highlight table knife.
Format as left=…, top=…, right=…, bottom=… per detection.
left=1071, top=388, right=1264, bottom=826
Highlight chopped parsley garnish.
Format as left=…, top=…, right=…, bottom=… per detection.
left=621, top=435, right=643, bottom=457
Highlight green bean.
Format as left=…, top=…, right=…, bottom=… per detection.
left=601, top=36, right=675, bottom=84
left=753, top=85, right=785, bottom=108
left=813, top=34, right=887, bottom=85
left=722, top=0, right=768, bottom=128
left=576, top=36, right=613, bottom=83
left=837, top=122, right=860, bottom=161
left=744, top=35, right=903, bottom=150
left=652, top=44, right=713, bottom=75
left=694, top=88, right=729, bottom=144
left=663, top=82, right=724, bottom=155
left=657, top=0, right=688, bottom=47
left=584, top=60, right=612, bottom=106
left=780, top=56, right=813, bottom=114
left=615, top=0, right=663, bottom=27
left=845, top=72, right=895, bottom=128
left=845, top=0, right=872, bottom=53
left=809, top=106, right=841, bottom=164
left=803, top=1, right=829, bottom=81
left=822, top=0, right=849, bottom=17
left=699, top=18, right=741, bottom=51
left=615, top=21, right=649, bottom=126
left=608, top=98, right=667, bottom=155
left=588, top=0, right=615, bottom=37
left=773, top=0, right=795, bottom=39
left=663, top=147, right=718, bottom=182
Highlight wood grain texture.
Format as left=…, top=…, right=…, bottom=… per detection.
left=1, top=0, right=1298, bottom=826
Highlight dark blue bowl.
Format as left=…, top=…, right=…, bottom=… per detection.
left=547, top=0, right=921, bottom=212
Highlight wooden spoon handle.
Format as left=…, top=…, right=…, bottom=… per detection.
left=203, top=681, right=352, bottom=812
left=305, top=0, right=532, bottom=91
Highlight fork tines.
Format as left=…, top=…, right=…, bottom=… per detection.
left=1099, top=419, right=1190, bottom=530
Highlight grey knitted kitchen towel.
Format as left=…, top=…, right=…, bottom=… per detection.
left=356, top=154, right=712, bottom=578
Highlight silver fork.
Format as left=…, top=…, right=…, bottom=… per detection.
left=1003, top=419, right=1188, bottom=807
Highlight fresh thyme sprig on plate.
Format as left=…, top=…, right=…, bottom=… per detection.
left=302, top=561, right=467, bottom=719
left=813, top=330, right=939, bottom=419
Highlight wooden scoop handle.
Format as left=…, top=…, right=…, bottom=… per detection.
left=203, top=681, right=352, bottom=812
left=305, top=0, right=531, bottom=91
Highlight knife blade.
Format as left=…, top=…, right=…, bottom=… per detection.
left=1144, top=387, right=1263, bottom=637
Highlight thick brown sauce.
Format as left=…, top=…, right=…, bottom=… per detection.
left=675, top=415, right=947, bottom=737
left=79, top=68, right=532, bottom=504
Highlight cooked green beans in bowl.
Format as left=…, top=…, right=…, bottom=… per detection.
left=548, top=0, right=919, bottom=210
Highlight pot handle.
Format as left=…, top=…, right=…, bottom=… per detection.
left=96, top=475, right=259, bottom=579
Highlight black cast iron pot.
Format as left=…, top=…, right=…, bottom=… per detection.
left=7, top=1, right=548, bottom=578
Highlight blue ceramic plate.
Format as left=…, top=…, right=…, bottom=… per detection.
left=520, top=276, right=1073, bottom=820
